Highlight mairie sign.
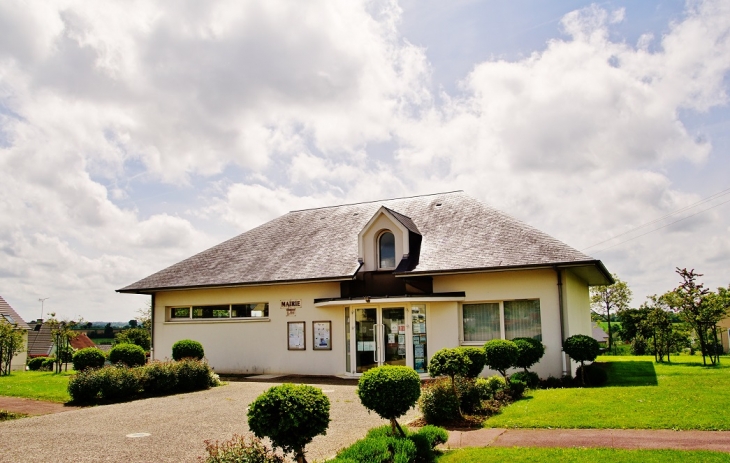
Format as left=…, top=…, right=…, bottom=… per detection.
left=280, top=300, right=302, bottom=310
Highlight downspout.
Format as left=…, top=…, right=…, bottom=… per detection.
left=554, top=267, right=568, bottom=376
left=150, top=293, right=155, bottom=362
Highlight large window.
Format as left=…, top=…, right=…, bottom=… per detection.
left=378, top=231, right=396, bottom=268
left=462, top=300, right=541, bottom=342
left=169, top=303, right=269, bottom=321
left=504, top=300, right=542, bottom=340
left=462, top=303, right=500, bottom=342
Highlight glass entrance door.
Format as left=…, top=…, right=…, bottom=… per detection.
left=354, top=307, right=406, bottom=373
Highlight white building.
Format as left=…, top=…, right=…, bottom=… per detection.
left=119, top=191, right=612, bottom=378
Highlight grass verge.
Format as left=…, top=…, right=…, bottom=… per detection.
left=0, top=370, right=73, bottom=403
left=486, top=355, right=730, bottom=430
left=0, top=409, right=28, bottom=421
left=438, top=447, right=730, bottom=463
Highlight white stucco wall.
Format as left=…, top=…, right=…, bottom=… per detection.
left=11, top=331, right=28, bottom=370
left=151, top=267, right=593, bottom=378
left=153, top=282, right=342, bottom=374
left=563, top=269, right=592, bottom=374
left=433, top=269, right=567, bottom=379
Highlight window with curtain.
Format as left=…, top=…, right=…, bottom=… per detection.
left=462, top=303, right=500, bottom=342
left=504, top=300, right=542, bottom=341
left=379, top=231, right=396, bottom=268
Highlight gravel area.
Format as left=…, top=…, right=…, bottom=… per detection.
left=0, top=381, right=420, bottom=462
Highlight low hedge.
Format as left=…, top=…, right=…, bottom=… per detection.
left=332, top=425, right=447, bottom=463
left=27, top=357, right=48, bottom=371
left=67, top=359, right=217, bottom=404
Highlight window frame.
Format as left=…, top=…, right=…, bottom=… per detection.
left=167, top=302, right=270, bottom=322
left=460, top=299, right=542, bottom=345
left=377, top=230, right=396, bottom=270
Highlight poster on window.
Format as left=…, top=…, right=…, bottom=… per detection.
left=312, top=321, right=332, bottom=350
left=288, top=321, right=305, bottom=350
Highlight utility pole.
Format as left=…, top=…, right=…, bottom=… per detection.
left=38, top=297, right=49, bottom=321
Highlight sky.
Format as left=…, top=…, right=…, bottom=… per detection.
left=1, top=0, right=729, bottom=322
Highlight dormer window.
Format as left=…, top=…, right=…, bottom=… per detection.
left=378, top=231, right=396, bottom=269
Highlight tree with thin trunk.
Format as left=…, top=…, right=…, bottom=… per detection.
left=590, top=275, right=632, bottom=353
left=0, top=319, right=25, bottom=375
left=667, top=269, right=729, bottom=366
left=46, top=314, right=80, bottom=373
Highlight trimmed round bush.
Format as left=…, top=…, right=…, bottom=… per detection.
left=27, top=357, right=47, bottom=371
left=510, top=371, right=539, bottom=389
left=357, top=365, right=421, bottom=436
left=507, top=378, right=527, bottom=399
left=172, top=339, right=205, bottom=361
left=72, top=347, right=106, bottom=371
left=418, top=378, right=460, bottom=425
left=68, top=368, right=102, bottom=403
left=109, top=343, right=146, bottom=367
left=483, top=339, right=519, bottom=378
left=174, top=358, right=213, bottom=392
left=248, top=383, right=330, bottom=462
left=575, top=363, right=608, bottom=387
left=428, top=348, right=470, bottom=381
left=456, top=347, right=486, bottom=378
left=563, top=334, right=600, bottom=385
left=512, top=337, right=546, bottom=372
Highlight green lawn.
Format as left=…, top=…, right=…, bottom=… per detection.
left=486, top=355, right=730, bottom=430
left=438, top=447, right=730, bottom=463
left=0, top=370, right=73, bottom=403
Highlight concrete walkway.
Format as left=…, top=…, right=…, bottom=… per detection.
left=0, top=381, right=419, bottom=463
left=445, top=428, right=730, bottom=453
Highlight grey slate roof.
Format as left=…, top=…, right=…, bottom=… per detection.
left=0, top=295, right=29, bottom=330
left=119, top=191, right=609, bottom=293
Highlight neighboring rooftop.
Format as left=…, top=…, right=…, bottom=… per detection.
left=119, top=191, right=611, bottom=293
left=0, top=296, right=29, bottom=330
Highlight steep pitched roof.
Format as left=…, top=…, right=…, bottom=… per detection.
left=119, top=191, right=610, bottom=293
left=69, top=333, right=96, bottom=350
left=27, top=322, right=53, bottom=357
left=0, top=296, right=29, bottom=330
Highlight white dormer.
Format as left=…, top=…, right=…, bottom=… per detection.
left=357, top=207, right=419, bottom=272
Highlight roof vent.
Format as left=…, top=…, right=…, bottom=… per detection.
left=435, top=203, right=442, bottom=207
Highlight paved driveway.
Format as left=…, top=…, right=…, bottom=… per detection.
left=0, top=381, right=419, bottom=462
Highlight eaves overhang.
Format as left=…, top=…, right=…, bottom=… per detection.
left=314, top=291, right=466, bottom=307
left=394, top=259, right=613, bottom=286
left=116, top=272, right=360, bottom=295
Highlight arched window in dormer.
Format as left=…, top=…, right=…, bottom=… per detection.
left=379, top=231, right=396, bottom=269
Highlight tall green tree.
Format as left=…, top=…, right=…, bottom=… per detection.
left=641, top=294, right=675, bottom=362
left=0, top=319, right=25, bottom=375
left=590, top=274, right=632, bottom=353
left=668, top=269, right=730, bottom=366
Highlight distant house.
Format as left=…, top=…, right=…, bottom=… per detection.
left=119, top=191, right=613, bottom=379
left=69, top=333, right=96, bottom=350
left=0, top=296, right=30, bottom=370
left=592, top=324, right=609, bottom=344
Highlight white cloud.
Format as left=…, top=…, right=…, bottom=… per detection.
left=1, top=0, right=729, bottom=321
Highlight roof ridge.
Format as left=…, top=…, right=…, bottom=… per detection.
left=289, top=191, right=464, bottom=213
